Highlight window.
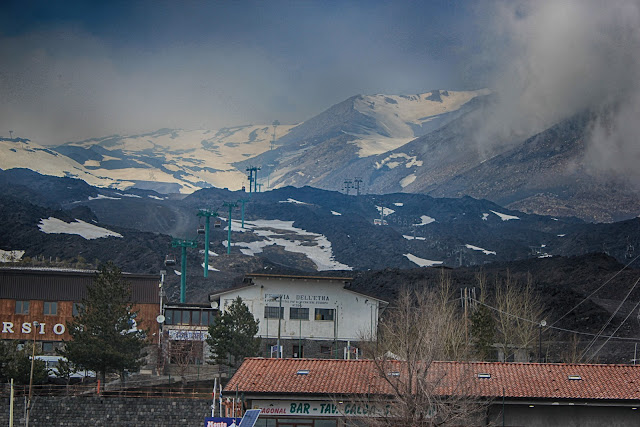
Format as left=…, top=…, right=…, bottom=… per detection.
left=15, top=300, right=29, bottom=314
left=72, top=303, right=84, bottom=316
left=290, top=307, right=309, bottom=320
left=164, top=309, right=175, bottom=325
left=42, top=342, right=54, bottom=353
left=43, top=301, right=57, bottom=315
left=191, top=310, right=201, bottom=325
left=320, top=346, right=333, bottom=355
left=264, top=306, right=284, bottom=319
left=315, top=308, right=334, bottom=321
left=292, top=345, right=304, bottom=358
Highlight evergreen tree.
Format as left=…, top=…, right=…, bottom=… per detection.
left=0, top=341, right=48, bottom=385
left=207, top=297, right=260, bottom=368
left=59, top=262, right=147, bottom=386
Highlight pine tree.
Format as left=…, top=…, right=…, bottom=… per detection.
left=59, top=262, right=147, bottom=386
left=206, top=297, right=260, bottom=368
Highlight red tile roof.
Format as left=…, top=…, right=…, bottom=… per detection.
left=226, top=358, right=640, bottom=402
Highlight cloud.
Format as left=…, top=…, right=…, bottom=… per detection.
left=0, top=3, right=467, bottom=145
left=473, top=0, right=640, bottom=180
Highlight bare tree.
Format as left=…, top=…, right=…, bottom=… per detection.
left=494, top=272, right=543, bottom=362
left=355, top=284, right=487, bottom=426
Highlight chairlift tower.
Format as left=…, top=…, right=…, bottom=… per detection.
left=171, top=238, right=198, bottom=303
left=271, top=120, right=280, bottom=151
left=197, top=209, right=218, bottom=278
left=237, top=199, right=249, bottom=229
left=223, top=201, right=238, bottom=254
left=246, top=166, right=261, bottom=193
left=343, top=180, right=353, bottom=195
left=354, top=177, right=363, bottom=196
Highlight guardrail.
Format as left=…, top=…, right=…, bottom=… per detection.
left=1, top=382, right=214, bottom=399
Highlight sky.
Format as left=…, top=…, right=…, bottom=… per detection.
left=0, top=0, right=487, bottom=144
left=1, top=0, right=639, bottom=184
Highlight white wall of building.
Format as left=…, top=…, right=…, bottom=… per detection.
left=214, top=276, right=383, bottom=342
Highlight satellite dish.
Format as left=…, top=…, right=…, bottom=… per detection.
left=211, top=301, right=219, bottom=309
left=156, top=314, right=165, bottom=324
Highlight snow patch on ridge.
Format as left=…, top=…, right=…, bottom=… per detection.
left=491, top=210, right=520, bottom=221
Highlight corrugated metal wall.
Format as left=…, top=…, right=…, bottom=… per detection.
left=0, top=268, right=160, bottom=303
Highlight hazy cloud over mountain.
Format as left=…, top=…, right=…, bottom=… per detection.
left=476, top=0, right=640, bottom=181
left=1, top=0, right=639, bottom=188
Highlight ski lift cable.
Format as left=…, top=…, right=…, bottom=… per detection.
left=579, top=276, right=640, bottom=361
left=550, top=252, right=640, bottom=328
left=471, top=297, right=640, bottom=342
left=583, top=295, right=640, bottom=363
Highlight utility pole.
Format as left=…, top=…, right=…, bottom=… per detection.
left=223, top=201, right=238, bottom=254
left=171, top=238, right=198, bottom=302
left=197, top=209, right=218, bottom=277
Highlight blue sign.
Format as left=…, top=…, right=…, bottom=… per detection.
left=204, top=417, right=240, bottom=427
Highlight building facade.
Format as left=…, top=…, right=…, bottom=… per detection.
left=0, top=267, right=161, bottom=353
left=209, top=274, right=387, bottom=359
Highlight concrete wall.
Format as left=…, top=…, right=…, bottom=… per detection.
left=1, top=396, right=212, bottom=426
left=488, top=403, right=640, bottom=427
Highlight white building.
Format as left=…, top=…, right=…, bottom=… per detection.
left=209, top=274, right=387, bottom=358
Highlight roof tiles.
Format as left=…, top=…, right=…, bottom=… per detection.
left=226, top=358, right=640, bottom=401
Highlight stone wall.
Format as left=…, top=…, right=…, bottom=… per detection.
left=1, top=396, right=213, bottom=426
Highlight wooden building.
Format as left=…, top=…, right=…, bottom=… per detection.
left=0, top=267, right=161, bottom=353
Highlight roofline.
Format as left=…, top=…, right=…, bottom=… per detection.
left=246, top=273, right=354, bottom=281
left=209, top=276, right=387, bottom=304
left=0, top=267, right=160, bottom=279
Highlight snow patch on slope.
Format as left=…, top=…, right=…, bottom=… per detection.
left=229, top=219, right=351, bottom=271
left=0, top=249, right=25, bottom=262
left=465, top=244, right=496, bottom=255
left=39, top=217, right=123, bottom=240
left=352, top=89, right=490, bottom=157
left=404, top=253, right=443, bottom=267
left=491, top=210, right=520, bottom=221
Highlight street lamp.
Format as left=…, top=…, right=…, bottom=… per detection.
left=538, top=320, right=547, bottom=363
left=26, top=320, right=39, bottom=427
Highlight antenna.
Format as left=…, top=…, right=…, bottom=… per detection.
left=271, top=120, right=280, bottom=150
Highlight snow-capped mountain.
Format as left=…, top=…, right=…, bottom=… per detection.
left=52, top=125, right=296, bottom=193
left=1, top=88, right=638, bottom=222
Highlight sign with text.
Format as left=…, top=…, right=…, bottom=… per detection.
left=203, top=417, right=239, bottom=427
left=252, top=400, right=391, bottom=417
left=168, top=329, right=208, bottom=341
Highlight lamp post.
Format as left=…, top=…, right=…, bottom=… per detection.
left=26, top=320, right=39, bottom=427
left=538, top=320, right=547, bottom=363
left=277, top=295, right=282, bottom=358
left=270, top=295, right=283, bottom=358
left=298, top=302, right=303, bottom=358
